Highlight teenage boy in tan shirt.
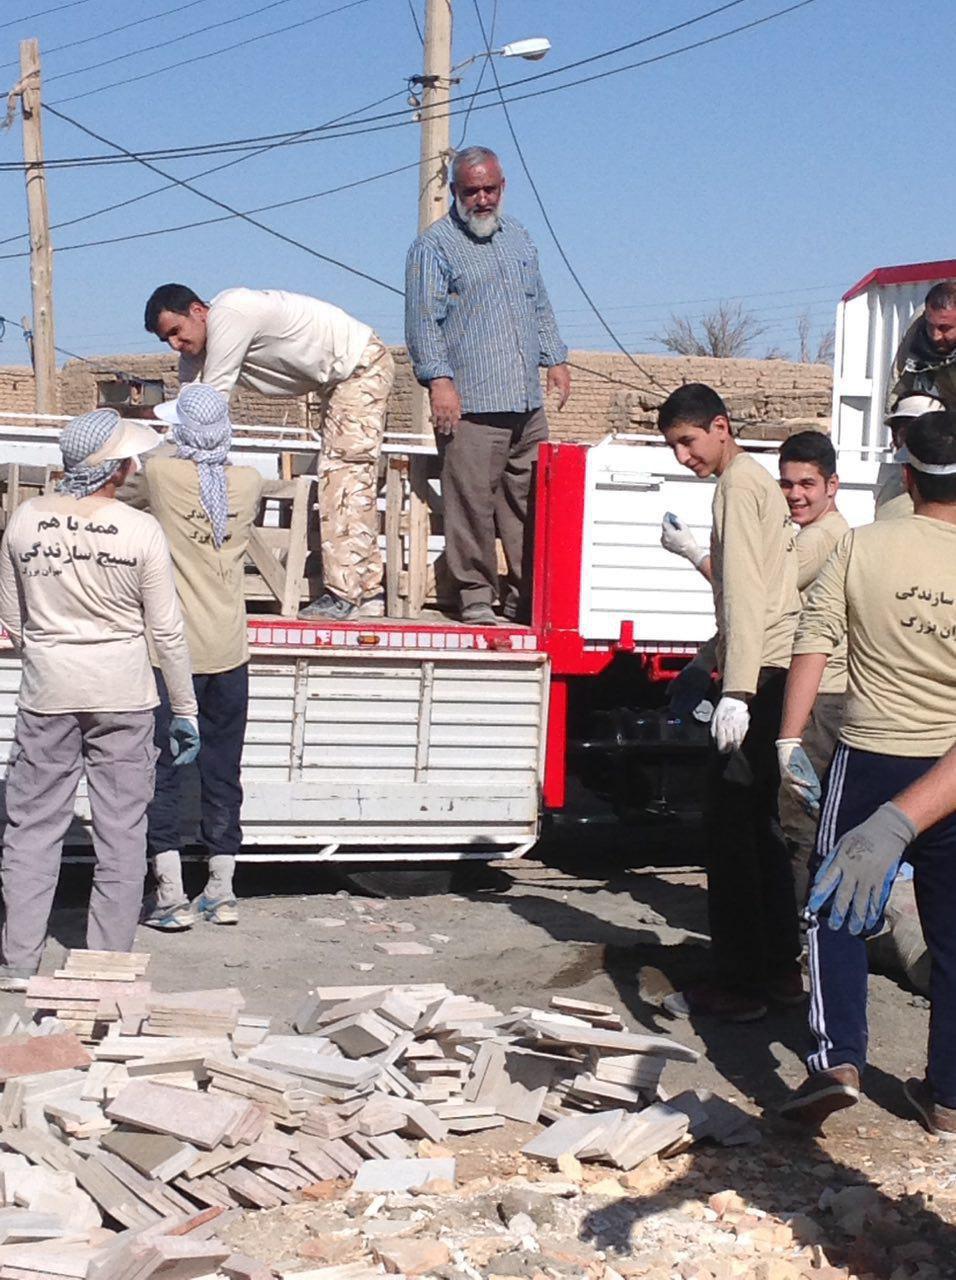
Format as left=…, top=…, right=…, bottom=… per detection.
left=657, top=384, right=801, bottom=1022
left=777, top=410, right=956, bottom=1139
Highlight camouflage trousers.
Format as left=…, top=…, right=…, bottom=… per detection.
left=313, top=335, right=394, bottom=604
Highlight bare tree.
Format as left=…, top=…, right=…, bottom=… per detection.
left=795, top=310, right=835, bottom=365
left=653, top=301, right=766, bottom=359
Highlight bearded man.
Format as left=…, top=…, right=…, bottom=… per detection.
left=404, top=146, right=570, bottom=625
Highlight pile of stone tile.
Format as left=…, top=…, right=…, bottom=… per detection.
left=0, top=951, right=755, bottom=1278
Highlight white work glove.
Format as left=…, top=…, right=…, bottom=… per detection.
left=711, top=696, right=750, bottom=753
left=808, top=802, right=917, bottom=934
left=661, top=513, right=709, bottom=568
left=776, top=738, right=822, bottom=815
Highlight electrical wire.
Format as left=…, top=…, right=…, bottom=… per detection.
left=0, top=157, right=424, bottom=261
left=0, top=312, right=99, bottom=365
left=0, top=87, right=409, bottom=248
left=49, top=0, right=375, bottom=103
left=0, top=0, right=97, bottom=33
left=456, top=0, right=497, bottom=147
left=44, top=0, right=312, bottom=86
left=471, top=0, right=669, bottom=398
left=406, top=0, right=424, bottom=45
left=43, top=103, right=404, bottom=295
left=0, top=0, right=221, bottom=72
left=0, top=0, right=811, bottom=168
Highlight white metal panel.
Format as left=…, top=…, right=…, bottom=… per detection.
left=0, top=650, right=548, bottom=855
left=578, top=438, right=881, bottom=643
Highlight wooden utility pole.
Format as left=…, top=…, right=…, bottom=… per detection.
left=19, top=39, right=57, bottom=415
left=404, top=0, right=453, bottom=616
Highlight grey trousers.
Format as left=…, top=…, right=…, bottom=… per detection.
left=1, top=707, right=157, bottom=972
left=778, top=691, right=846, bottom=907
left=438, top=408, right=549, bottom=611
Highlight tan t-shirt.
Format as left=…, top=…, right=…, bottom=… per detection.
left=0, top=493, right=196, bottom=717
left=793, top=515, right=956, bottom=756
left=874, top=463, right=913, bottom=521
left=138, top=456, right=262, bottom=674
left=796, top=509, right=849, bottom=695
left=178, top=287, right=373, bottom=399
left=710, top=452, right=800, bottom=696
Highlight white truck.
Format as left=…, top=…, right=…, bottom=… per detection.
left=3, top=258, right=934, bottom=863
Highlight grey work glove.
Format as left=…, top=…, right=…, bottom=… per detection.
left=776, top=738, right=821, bottom=815
left=169, top=716, right=201, bottom=767
left=808, top=801, right=918, bottom=935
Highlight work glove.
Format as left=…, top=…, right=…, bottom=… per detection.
left=776, top=738, right=822, bottom=815
left=169, top=716, right=201, bottom=767
left=808, top=801, right=918, bottom=935
left=711, top=695, right=749, bottom=754
left=661, top=513, right=709, bottom=568
left=668, top=659, right=713, bottom=718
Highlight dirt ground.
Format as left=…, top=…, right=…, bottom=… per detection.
left=3, top=829, right=954, bottom=1279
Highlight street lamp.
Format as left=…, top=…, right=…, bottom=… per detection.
left=451, top=36, right=551, bottom=76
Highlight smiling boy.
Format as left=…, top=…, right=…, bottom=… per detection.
left=657, top=384, right=801, bottom=1021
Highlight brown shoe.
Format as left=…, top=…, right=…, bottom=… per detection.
left=903, top=1077, right=956, bottom=1141
left=663, top=982, right=768, bottom=1023
left=779, top=1065, right=860, bottom=1129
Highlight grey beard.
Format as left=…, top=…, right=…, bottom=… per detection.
left=455, top=196, right=501, bottom=239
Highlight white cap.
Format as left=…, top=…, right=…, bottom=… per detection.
left=885, top=393, right=945, bottom=424
left=62, top=408, right=162, bottom=468
left=154, top=383, right=230, bottom=434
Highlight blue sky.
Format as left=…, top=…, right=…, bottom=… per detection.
left=0, top=0, right=952, bottom=368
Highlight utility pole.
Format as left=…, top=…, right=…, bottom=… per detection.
left=405, top=0, right=453, bottom=616
left=18, top=39, right=57, bottom=415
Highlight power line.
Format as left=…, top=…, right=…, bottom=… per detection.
left=406, top=0, right=423, bottom=44
left=0, top=0, right=97, bottom=33
left=49, top=0, right=375, bottom=104
left=0, top=0, right=808, bottom=168
left=0, top=157, right=424, bottom=261
left=471, top=0, right=669, bottom=399
left=0, top=87, right=409, bottom=248
left=44, top=0, right=309, bottom=86
left=0, top=0, right=221, bottom=72
left=43, top=103, right=403, bottom=295
left=0, top=312, right=96, bottom=365
left=457, top=0, right=498, bottom=146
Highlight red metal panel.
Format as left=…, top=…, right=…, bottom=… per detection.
left=542, top=675, right=568, bottom=810
left=842, top=258, right=956, bottom=302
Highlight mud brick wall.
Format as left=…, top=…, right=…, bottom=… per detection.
left=5, top=350, right=833, bottom=443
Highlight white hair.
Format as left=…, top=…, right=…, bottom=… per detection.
left=451, top=146, right=502, bottom=187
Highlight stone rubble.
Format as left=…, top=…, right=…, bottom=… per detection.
left=0, top=949, right=952, bottom=1278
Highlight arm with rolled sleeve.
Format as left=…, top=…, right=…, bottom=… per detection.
left=712, top=482, right=768, bottom=697
left=404, top=238, right=455, bottom=384
left=193, top=303, right=258, bottom=398
left=534, top=266, right=568, bottom=368
left=0, top=526, right=23, bottom=651
left=140, top=522, right=197, bottom=719
left=780, top=532, right=852, bottom=740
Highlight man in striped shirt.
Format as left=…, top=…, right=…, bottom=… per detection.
left=405, top=147, right=571, bottom=626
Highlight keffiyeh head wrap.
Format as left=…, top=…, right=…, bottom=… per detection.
left=166, top=384, right=232, bottom=548
left=57, top=409, right=127, bottom=498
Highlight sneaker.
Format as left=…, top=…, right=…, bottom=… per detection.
left=356, top=594, right=385, bottom=618
left=461, top=602, right=500, bottom=626
left=663, top=981, right=768, bottom=1023
left=0, top=964, right=35, bottom=993
left=779, top=1065, right=860, bottom=1129
left=903, top=1077, right=956, bottom=1141
left=299, top=591, right=358, bottom=622
left=191, top=893, right=239, bottom=926
left=766, top=971, right=807, bottom=1007
left=141, top=895, right=194, bottom=932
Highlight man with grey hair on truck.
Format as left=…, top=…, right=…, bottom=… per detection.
left=405, top=146, right=571, bottom=625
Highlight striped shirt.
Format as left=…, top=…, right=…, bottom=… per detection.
left=404, top=210, right=568, bottom=414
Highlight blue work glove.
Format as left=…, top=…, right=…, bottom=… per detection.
left=776, top=738, right=821, bottom=815
left=169, top=716, right=201, bottom=767
left=808, top=801, right=918, bottom=934
left=667, top=661, right=713, bottom=718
